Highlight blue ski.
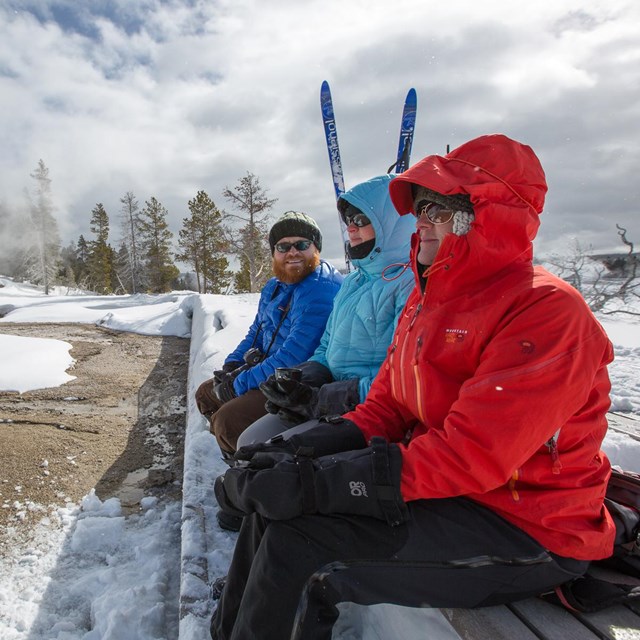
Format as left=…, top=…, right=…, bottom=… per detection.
left=320, top=80, right=351, bottom=270
left=392, top=88, right=417, bottom=174
left=320, top=80, right=346, bottom=201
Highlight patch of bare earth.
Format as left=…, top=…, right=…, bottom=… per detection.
left=0, top=323, right=189, bottom=556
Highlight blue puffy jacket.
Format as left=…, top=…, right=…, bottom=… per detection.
left=227, top=260, right=343, bottom=395
left=309, top=175, right=414, bottom=401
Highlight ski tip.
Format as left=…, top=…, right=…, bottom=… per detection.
left=406, top=87, right=417, bottom=103
left=321, top=80, right=330, bottom=91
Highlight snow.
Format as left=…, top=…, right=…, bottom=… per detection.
left=0, top=334, right=75, bottom=393
left=1, top=274, right=639, bottom=639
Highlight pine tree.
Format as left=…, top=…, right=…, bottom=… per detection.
left=177, top=190, right=231, bottom=294
left=119, top=191, right=144, bottom=293
left=26, top=160, right=61, bottom=294
left=75, top=235, right=90, bottom=287
left=87, top=203, right=113, bottom=294
left=139, top=196, right=179, bottom=293
left=223, top=172, right=276, bottom=293
left=233, top=252, right=252, bottom=293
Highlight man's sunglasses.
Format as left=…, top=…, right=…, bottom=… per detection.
left=275, top=239, right=313, bottom=253
left=345, top=212, right=372, bottom=228
left=414, top=200, right=454, bottom=225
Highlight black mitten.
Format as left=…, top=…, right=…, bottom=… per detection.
left=313, top=438, right=409, bottom=526
left=216, top=438, right=408, bottom=526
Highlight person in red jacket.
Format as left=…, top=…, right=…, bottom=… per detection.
left=211, top=134, right=616, bottom=640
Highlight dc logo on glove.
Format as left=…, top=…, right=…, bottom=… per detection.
left=349, top=481, right=368, bottom=498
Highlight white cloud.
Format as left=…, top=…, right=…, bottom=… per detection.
left=0, top=0, right=639, bottom=266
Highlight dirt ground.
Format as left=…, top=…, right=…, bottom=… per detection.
left=0, top=323, right=189, bottom=555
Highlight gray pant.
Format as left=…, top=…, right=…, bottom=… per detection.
left=236, top=413, right=321, bottom=449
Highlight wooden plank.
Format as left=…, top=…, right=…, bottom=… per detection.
left=578, top=605, right=640, bottom=639
left=337, top=596, right=640, bottom=640
left=440, top=605, right=540, bottom=640
left=509, top=598, right=601, bottom=640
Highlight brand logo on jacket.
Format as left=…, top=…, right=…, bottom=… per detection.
left=349, top=481, right=368, bottom=497
left=445, top=328, right=468, bottom=343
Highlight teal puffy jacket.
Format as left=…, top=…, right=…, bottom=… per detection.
left=309, top=175, right=414, bottom=401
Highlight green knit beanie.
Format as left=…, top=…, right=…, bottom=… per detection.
left=268, top=211, right=322, bottom=253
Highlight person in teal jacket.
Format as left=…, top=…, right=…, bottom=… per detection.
left=195, top=211, right=343, bottom=458
left=236, top=175, right=415, bottom=447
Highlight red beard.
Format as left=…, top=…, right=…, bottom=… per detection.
left=272, top=251, right=321, bottom=284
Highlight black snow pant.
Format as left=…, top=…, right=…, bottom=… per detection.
left=210, top=497, right=588, bottom=640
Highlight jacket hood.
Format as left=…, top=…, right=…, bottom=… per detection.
left=388, top=134, right=548, bottom=294
left=340, top=174, right=414, bottom=277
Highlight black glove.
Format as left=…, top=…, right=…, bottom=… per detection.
left=235, top=417, right=366, bottom=462
left=260, top=376, right=319, bottom=426
left=213, top=361, right=244, bottom=384
left=215, top=437, right=408, bottom=526
left=261, top=375, right=361, bottom=425
left=261, top=375, right=317, bottom=407
left=315, top=379, right=360, bottom=416
left=214, top=377, right=237, bottom=404
left=296, top=361, right=334, bottom=387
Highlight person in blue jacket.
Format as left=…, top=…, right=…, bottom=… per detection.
left=236, top=175, right=415, bottom=447
left=195, top=211, right=343, bottom=459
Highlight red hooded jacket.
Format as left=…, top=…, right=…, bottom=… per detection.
left=344, top=134, right=615, bottom=560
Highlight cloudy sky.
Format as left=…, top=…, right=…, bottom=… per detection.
left=1, top=0, right=639, bottom=268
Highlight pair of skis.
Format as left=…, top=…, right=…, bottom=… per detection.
left=320, top=81, right=416, bottom=269
left=320, top=81, right=417, bottom=200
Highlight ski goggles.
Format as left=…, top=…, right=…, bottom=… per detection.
left=345, top=212, right=372, bottom=228
left=274, top=239, right=313, bottom=253
left=414, top=201, right=455, bottom=225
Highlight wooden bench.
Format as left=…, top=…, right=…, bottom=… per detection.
left=332, top=411, right=640, bottom=640
left=333, top=565, right=640, bottom=639
left=336, top=595, right=640, bottom=639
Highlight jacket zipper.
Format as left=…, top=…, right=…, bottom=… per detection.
left=412, top=336, right=426, bottom=423
left=389, top=342, right=400, bottom=399
left=399, top=302, right=423, bottom=408
left=546, top=430, right=562, bottom=474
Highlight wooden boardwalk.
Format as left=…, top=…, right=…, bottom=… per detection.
left=338, top=592, right=640, bottom=640
left=336, top=412, right=640, bottom=639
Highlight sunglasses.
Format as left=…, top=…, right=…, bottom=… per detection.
left=345, top=212, right=372, bottom=228
left=275, top=239, right=313, bottom=253
left=414, top=200, right=454, bottom=225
